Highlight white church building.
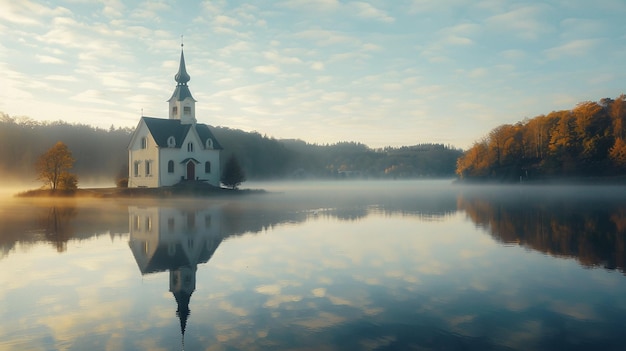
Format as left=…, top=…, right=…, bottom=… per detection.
left=128, top=45, right=222, bottom=188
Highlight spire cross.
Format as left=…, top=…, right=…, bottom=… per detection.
left=181, top=35, right=184, bottom=48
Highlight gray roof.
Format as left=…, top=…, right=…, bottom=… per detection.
left=142, top=117, right=223, bottom=150
left=168, top=85, right=195, bottom=102
left=130, top=238, right=223, bottom=275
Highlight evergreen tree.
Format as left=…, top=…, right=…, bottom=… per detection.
left=221, top=154, right=246, bottom=189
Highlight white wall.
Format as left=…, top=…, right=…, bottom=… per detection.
left=128, top=122, right=160, bottom=188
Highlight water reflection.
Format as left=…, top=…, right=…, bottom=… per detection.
left=457, top=186, right=626, bottom=274
left=128, top=205, right=225, bottom=347
left=0, top=200, right=128, bottom=258
left=2, top=183, right=626, bottom=350
left=42, top=205, right=77, bottom=252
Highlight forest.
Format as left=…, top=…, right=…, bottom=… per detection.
left=0, top=112, right=462, bottom=186
left=456, top=95, right=626, bottom=181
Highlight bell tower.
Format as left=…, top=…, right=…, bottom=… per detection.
left=168, top=41, right=197, bottom=125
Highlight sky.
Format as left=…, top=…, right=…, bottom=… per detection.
left=1, top=0, right=626, bottom=149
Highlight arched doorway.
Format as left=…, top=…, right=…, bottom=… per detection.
left=186, top=161, right=195, bottom=180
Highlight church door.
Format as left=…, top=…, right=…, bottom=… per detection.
left=186, top=161, right=195, bottom=180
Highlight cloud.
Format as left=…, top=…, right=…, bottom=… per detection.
left=253, top=65, right=280, bottom=74
left=499, top=49, right=526, bottom=60
left=0, top=0, right=71, bottom=26
left=218, top=41, right=253, bottom=56
left=279, top=0, right=341, bottom=12
left=101, top=0, right=125, bottom=18
left=467, top=67, right=488, bottom=78
left=70, top=90, right=116, bottom=105
left=263, top=51, right=302, bottom=65
left=408, top=0, right=467, bottom=14
left=310, top=61, right=325, bottom=70
left=294, top=29, right=354, bottom=46
left=45, top=75, right=78, bottom=82
left=36, top=55, right=65, bottom=64
left=348, top=2, right=394, bottom=23
left=544, top=39, right=602, bottom=60
left=214, top=15, right=241, bottom=27
left=485, top=4, right=553, bottom=40
left=361, top=43, right=382, bottom=52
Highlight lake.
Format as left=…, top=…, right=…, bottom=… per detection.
left=1, top=180, right=625, bottom=350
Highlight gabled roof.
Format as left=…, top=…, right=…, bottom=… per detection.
left=140, top=117, right=222, bottom=150
left=196, top=123, right=223, bottom=150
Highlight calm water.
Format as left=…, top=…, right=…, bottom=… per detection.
left=1, top=180, right=626, bottom=351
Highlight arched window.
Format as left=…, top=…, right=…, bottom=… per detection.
left=205, top=161, right=211, bottom=173
left=168, top=160, right=174, bottom=173
left=172, top=106, right=178, bottom=116
left=167, top=136, right=175, bottom=147
left=206, top=138, right=213, bottom=149
left=187, top=142, right=194, bottom=152
left=141, top=137, right=147, bottom=149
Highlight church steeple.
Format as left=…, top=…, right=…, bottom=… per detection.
left=168, top=40, right=196, bottom=124
left=175, top=44, right=191, bottom=85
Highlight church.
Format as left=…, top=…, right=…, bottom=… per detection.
left=128, top=45, right=222, bottom=188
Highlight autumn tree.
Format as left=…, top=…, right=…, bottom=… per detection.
left=456, top=95, right=626, bottom=180
left=221, top=154, right=246, bottom=189
left=36, top=141, right=78, bottom=190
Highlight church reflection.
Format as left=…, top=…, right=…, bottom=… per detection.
left=128, top=205, right=225, bottom=345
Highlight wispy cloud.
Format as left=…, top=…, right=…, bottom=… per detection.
left=544, top=39, right=602, bottom=60
left=0, top=0, right=71, bottom=26
left=485, top=4, right=553, bottom=40
left=348, top=2, right=394, bottom=23
left=36, top=55, right=65, bottom=64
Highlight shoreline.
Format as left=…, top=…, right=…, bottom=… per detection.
left=15, top=183, right=265, bottom=198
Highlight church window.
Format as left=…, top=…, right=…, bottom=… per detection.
left=145, top=217, right=152, bottom=232
left=206, top=138, right=213, bottom=149
left=205, top=161, right=211, bottom=173
left=145, top=160, right=152, bottom=176
left=186, top=213, right=195, bottom=231
left=168, top=160, right=174, bottom=173
left=141, top=137, right=147, bottom=149
left=133, top=161, right=140, bottom=176
left=184, top=106, right=191, bottom=115
left=187, top=142, right=194, bottom=152
left=167, top=136, right=176, bottom=147
left=133, top=215, right=140, bottom=230
left=172, top=106, right=178, bottom=116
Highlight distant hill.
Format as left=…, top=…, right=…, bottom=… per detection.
left=0, top=112, right=462, bottom=186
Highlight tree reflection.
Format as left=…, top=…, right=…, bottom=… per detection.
left=458, top=189, right=626, bottom=273
left=42, top=205, right=77, bottom=252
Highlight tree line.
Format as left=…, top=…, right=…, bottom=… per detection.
left=457, top=95, right=626, bottom=181
left=458, top=192, right=626, bottom=273
left=0, top=113, right=462, bottom=186
left=0, top=113, right=132, bottom=185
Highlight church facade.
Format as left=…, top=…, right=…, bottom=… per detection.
left=128, top=46, right=222, bottom=188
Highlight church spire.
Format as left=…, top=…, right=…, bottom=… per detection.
left=168, top=39, right=196, bottom=123
left=174, top=42, right=191, bottom=85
